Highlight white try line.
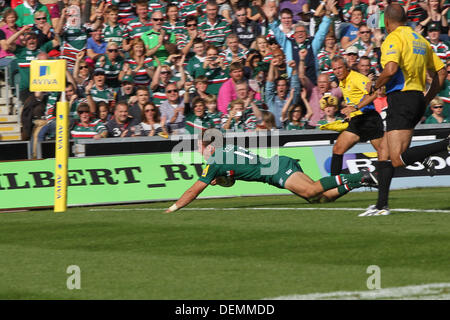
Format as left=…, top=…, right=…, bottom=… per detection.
left=263, top=283, right=450, bottom=300
left=88, top=207, right=450, bottom=213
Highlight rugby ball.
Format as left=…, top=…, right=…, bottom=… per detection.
left=215, top=176, right=236, bottom=187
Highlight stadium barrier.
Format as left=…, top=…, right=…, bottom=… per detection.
left=0, top=124, right=449, bottom=210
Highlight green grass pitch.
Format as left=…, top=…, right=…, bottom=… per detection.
left=0, top=187, right=449, bottom=299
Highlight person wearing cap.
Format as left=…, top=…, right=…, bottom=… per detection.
left=85, top=68, right=116, bottom=114
left=343, top=45, right=359, bottom=69
left=316, top=94, right=343, bottom=127
left=5, top=25, right=59, bottom=102
left=115, top=74, right=137, bottom=104
left=426, top=22, right=449, bottom=64
left=70, top=103, right=107, bottom=142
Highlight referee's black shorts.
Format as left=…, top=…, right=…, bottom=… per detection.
left=386, top=90, right=426, bottom=131
left=345, top=109, right=384, bottom=142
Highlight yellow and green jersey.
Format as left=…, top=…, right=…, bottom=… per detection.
left=339, top=70, right=374, bottom=112
left=381, top=26, right=445, bottom=94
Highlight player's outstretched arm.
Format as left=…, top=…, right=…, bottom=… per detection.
left=165, top=180, right=209, bottom=213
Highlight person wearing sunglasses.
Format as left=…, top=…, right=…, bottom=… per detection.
left=159, top=82, right=186, bottom=134
left=31, top=10, right=55, bottom=46
left=352, top=24, right=378, bottom=67
left=14, top=0, right=51, bottom=27
left=95, top=42, right=124, bottom=90
left=71, top=104, right=107, bottom=142
left=424, top=97, right=449, bottom=124
left=135, top=102, right=169, bottom=137
left=141, top=10, right=176, bottom=67
left=178, top=16, right=206, bottom=57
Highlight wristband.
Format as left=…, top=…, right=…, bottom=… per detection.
left=167, top=204, right=179, bottom=212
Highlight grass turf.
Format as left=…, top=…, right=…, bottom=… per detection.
left=0, top=187, right=449, bottom=299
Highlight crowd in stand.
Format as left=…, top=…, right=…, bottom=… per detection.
left=0, top=0, right=449, bottom=142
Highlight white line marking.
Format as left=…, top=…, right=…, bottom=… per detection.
left=264, top=283, right=450, bottom=300
left=88, top=207, right=450, bottom=213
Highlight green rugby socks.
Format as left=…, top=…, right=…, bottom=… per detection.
left=320, top=172, right=362, bottom=191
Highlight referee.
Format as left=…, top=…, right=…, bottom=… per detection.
left=359, top=3, right=449, bottom=217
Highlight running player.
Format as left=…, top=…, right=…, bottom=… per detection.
left=165, top=129, right=378, bottom=213
left=359, top=3, right=449, bottom=216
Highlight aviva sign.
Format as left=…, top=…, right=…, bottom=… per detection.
left=30, top=60, right=66, bottom=92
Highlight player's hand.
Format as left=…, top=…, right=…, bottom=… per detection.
left=341, top=105, right=357, bottom=118
left=210, top=178, right=217, bottom=186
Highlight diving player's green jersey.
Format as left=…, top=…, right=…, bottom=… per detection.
left=198, top=144, right=301, bottom=188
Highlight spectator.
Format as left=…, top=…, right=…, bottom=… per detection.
left=342, top=0, right=368, bottom=23
left=221, top=98, right=258, bottom=131
left=217, top=61, right=246, bottom=113
left=160, top=82, right=186, bottom=134
left=129, top=86, right=150, bottom=123
left=204, top=94, right=224, bottom=129
left=343, top=45, right=359, bottom=69
left=105, top=101, right=140, bottom=137
left=252, top=35, right=273, bottom=63
left=151, top=60, right=186, bottom=107
left=141, top=10, right=176, bottom=67
left=416, top=0, right=449, bottom=35
left=96, top=41, right=124, bottom=90
left=256, top=110, right=277, bottom=131
left=96, top=101, right=112, bottom=124
left=102, top=5, right=128, bottom=48
left=184, top=97, right=216, bottom=134
left=424, top=97, right=449, bottom=124
left=299, top=51, right=342, bottom=126
left=71, top=103, right=107, bottom=141
left=281, top=87, right=313, bottom=130
left=32, top=9, right=55, bottom=47
left=231, top=6, right=261, bottom=49
left=56, top=2, right=88, bottom=71
left=15, top=0, right=51, bottom=27
left=85, top=68, right=116, bottom=114
left=86, top=25, right=107, bottom=61
left=201, top=44, right=228, bottom=95
left=179, top=0, right=206, bottom=18
left=279, top=0, right=309, bottom=24
left=219, top=33, right=248, bottom=67
left=178, top=16, right=205, bottom=58
left=198, top=0, right=232, bottom=50
left=106, top=0, right=137, bottom=24
left=186, top=38, right=208, bottom=79
left=317, top=31, right=341, bottom=78
left=425, top=22, right=450, bottom=64
left=234, top=80, right=264, bottom=119
left=6, top=28, right=59, bottom=102
left=398, top=0, right=425, bottom=27
left=357, top=55, right=376, bottom=81
left=353, top=24, right=377, bottom=67
left=0, top=8, right=21, bottom=83
left=162, top=3, right=185, bottom=37
left=73, top=51, right=92, bottom=94
left=217, top=0, right=233, bottom=24
left=340, top=7, right=364, bottom=49
left=125, top=0, right=153, bottom=41
left=115, top=74, right=137, bottom=103
left=316, top=94, right=343, bottom=126
left=265, top=58, right=300, bottom=128
left=264, top=2, right=332, bottom=82
left=120, top=38, right=154, bottom=87
left=190, top=75, right=211, bottom=100
left=135, top=102, right=168, bottom=137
